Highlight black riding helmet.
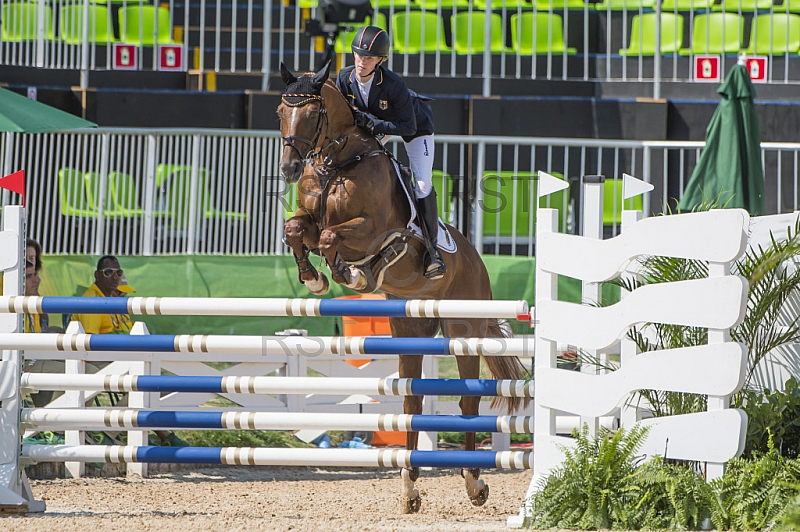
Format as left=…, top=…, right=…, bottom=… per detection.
left=351, top=25, right=390, bottom=58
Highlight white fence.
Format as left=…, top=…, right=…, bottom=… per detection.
left=1, top=0, right=799, bottom=90
left=1, top=127, right=799, bottom=256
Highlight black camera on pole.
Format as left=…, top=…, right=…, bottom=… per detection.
left=305, top=0, right=372, bottom=68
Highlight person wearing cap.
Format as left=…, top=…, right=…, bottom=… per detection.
left=335, top=25, right=446, bottom=280
left=70, top=255, right=134, bottom=334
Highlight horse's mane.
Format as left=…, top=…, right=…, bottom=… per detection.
left=321, top=80, right=355, bottom=129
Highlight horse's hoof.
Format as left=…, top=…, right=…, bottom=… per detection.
left=305, top=272, right=329, bottom=295
left=346, top=267, right=368, bottom=291
left=402, top=495, right=422, bottom=514
left=469, top=484, right=489, bottom=507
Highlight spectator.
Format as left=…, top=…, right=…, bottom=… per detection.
left=68, top=255, right=187, bottom=447
left=70, top=255, right=134, bottom=334
left=23, top=238, right=51, bottom=332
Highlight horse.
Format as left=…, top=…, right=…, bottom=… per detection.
left=277, top=61, right=529, bottom=514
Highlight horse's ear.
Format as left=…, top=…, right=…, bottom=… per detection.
left=280, top=62, right=298, bottom=86
left=311, top=61, right=331, bottom=89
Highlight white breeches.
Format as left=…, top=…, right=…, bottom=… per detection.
left=405, top=135, right=435, bottom=199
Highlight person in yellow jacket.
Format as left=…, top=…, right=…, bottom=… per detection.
left=70, top=255, right=134, bottom=334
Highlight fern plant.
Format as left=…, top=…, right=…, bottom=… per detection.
left=627, top=456, right=716, bottom=530
left=528, top=424, right=718, bottom=530
left=529, top=425, right=649, bottom=530
left=711, top=438, right=800, bottom=531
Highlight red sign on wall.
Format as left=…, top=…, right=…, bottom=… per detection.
left=158, top=45, right=184, bottom=72
left=113, top=44, right=138, bottom=71
left=694, top=55, right=720, bottom=83
left=745, top=56, right=768, bottom=83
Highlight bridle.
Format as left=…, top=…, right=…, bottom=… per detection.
left=280, top=92, right=327, bottom=164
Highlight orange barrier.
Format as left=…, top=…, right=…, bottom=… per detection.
left=337, top=294, right=405, bottom=446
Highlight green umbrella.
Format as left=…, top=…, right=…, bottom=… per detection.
left=679, top=63, right=765, bottom=216
left=0, top=87, right=96, bottom=133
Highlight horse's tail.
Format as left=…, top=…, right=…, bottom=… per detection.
left=484, top=318, right=531, bottom=414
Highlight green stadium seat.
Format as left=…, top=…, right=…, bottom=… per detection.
left=474, top=0, right=534, bottom=9
left=58, top=168, right=95, bottom=218
left=783, top=0, right=800, bottom=14
left=335, top=13, right=388, bottom=53
left=619, top=13, right=684, bottom=55
left=593, top=0, right=655, bottom=10
left=157, top=164, right=246, bottom=227
left=416, top=0, right=472, bottom=8
left=744, top=13, right=800, bottom=54
left=712, top=0, right=774, bottom=12
left=603, top=179, right=644, bottom=226
left=451, top=12, right=511, bottom=54
left=372, top=0, right=416, bottom=8
left=480, top=171, right=567, bottom=238
left=661, top=0, right=714, bottom=10
left=60, top=4, right=116, bottom=44
left=85, top=172, right=124, bottom=217
left=679, top=13, right=743, bottom=55
left=510, top=12, right=577, bottom=55
left=392, top=11, right=450, bottom=53
left=109, top=172, right=145, bottom=217
left=1, top=2, right=53, bottom=41
left=118, top=5, right=175, bottom=45
left=534, top=0, right=587, bottom=9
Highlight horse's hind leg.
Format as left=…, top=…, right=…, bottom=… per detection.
left=447, top=318, right=491, bottom=506
left=390, top=315, right=440, bottom=514
left=399, top=352, right=423, bottom=514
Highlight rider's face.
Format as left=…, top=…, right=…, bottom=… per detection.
left=354, top=53, right=382, bottom=81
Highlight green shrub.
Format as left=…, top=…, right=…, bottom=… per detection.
left=742, top=377, right=800, bottom=458
left=711, top=441, right=800, bottom=531
left=528, top=425, right=650, bottom=530
left=527, top=426, right=800, bottom=531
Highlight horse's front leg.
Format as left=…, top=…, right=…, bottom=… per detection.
left=318, top=216, right=373, bottom=290
left=284, top=211, right=328, bottom=295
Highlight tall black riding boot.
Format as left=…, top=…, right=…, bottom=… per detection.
left=416, top=190, right=447, bottom=280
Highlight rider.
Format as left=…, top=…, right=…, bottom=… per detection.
left=335, top=25, right=446, bottom=280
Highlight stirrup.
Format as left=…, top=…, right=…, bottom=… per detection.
left=423, top=252, right=446, bottom=280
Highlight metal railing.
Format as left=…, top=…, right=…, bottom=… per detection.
left=1, top=0, right=799, bottom=92
left=1, top=127, right=799, bottom=256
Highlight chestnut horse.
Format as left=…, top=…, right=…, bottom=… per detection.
left=277, top=62, right=528, bottom=513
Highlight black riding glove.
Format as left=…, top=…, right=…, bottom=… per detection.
left=353, top=110, right=375, bottom=133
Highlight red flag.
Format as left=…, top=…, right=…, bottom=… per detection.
left=0, top=170, right=25, bottom=207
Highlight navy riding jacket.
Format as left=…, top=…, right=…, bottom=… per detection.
left=336, top=65, right=435, bottom=142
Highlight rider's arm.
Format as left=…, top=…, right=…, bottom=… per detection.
left=370, top=84, right=417, bottom=137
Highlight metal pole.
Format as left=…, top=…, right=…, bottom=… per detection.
left=80, top=0, right=90, bottom=89
left=262, top=0, right=273, bottom=92
left=653, top=1, right=662, bottom=100
left=482, top=0, right=492, bottom=97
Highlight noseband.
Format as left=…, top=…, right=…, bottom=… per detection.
left=280, top=92, right=327, bottom=162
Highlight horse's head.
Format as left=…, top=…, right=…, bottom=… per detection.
left=277, top=61, right=330, bottom=183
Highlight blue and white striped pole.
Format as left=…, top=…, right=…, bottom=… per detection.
left=22, top=374, right=534, bottom=398
left=1, top=334, right=532, bottom=357
left=0, top=296, right=530, bottom=320
left=22, top=409, right=534, bottom=433
left=22, top=445, right=534, bottom=469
